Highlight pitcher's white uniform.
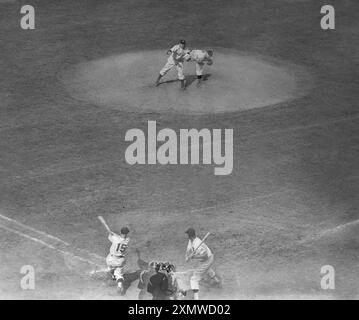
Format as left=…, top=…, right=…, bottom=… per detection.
left=106, top=233, right=130, bottom=282
left=159, top=44, right=187, bottom=80
left=186, top=49, right=213, bottom=76
left=186, top=237, right=217, bottom=291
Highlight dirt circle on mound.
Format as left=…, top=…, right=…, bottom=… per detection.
left=61, top=49, right=313, bottom=114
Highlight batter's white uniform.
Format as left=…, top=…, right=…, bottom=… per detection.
left=106, top=233, right=130, bottom=282
left=159, top=44, right=187, bottom=80
left=186, top=49, right=213, bottom=76
left=186, top=237, right=217, bottom=291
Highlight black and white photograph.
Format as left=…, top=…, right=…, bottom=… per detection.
left=0, top=0, right=358, bottom=304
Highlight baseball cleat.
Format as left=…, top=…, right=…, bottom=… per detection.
left=180, top=80, right=186, bottom=90
left=117, top=281, right=125, bottom=295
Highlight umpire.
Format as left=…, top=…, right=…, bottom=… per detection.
left=147, top=263, right=169, bottom=300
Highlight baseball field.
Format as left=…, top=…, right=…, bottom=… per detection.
left=0, top=0, right=358, bottom=299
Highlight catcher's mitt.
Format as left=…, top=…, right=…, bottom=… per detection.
left=207, top=60, right=213, bottom=66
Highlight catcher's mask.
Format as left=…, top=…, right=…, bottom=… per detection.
left=155, top=263, right=162, bottom=272
left=166, top=264, right=176, bottom=273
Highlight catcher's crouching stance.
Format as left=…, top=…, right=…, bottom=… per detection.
left=106, top=227, right=130, bottom=293
left=185, top=228, right=221, bottom=300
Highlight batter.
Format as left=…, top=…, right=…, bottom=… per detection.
left=106, top=226, right=130, bottom=294
left=185, top=228, right=221, bottom=300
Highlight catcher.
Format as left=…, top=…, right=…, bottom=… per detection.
left=184, top=49, right=214, bottom=86
left=136, top=251, right=181, bottom=300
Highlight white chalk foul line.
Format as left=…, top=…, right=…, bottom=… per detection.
left=0, top=224, right=103, bottom=268
left=0, top=213, right=105, bottom=268
left=299, top=218, right=359, bottom=244
left=0, top=213, right=70, bottom=245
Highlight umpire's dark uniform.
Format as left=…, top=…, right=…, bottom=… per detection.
left=147, top=271, right=169, bottom=300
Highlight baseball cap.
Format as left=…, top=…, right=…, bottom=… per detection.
left=121, top=227, right=130, bottom=234
left=185, top=228, right=196, bottom=237
left=179, top=39, right=186, bottom=45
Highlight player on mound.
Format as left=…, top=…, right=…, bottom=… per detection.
left=185, top=228, right=221, bottom=300
left=106, top=226, right=130, bottom=294
left=184, top=49, right=214, bottom=87
left=155, top=40, right=188, bottom=90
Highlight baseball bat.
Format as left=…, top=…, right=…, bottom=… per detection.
left=186, top=232, right=211, bottom=261
left=98, top=216, right=112, bottom=234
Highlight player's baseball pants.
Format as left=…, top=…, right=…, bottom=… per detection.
left=190, top=254, right=216, bottom=290
left=106, top=254, right=126, bottom=281
left=195, top=62, right=205, bottom=76
left=160, top=57, right=185, bottom=80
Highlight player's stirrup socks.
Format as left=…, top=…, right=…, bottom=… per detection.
left=193, top=289, right=199, bottom=300
left=155, top=74, right=162, bottom=86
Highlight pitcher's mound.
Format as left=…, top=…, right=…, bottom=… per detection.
left=61, top=49, right=312, bottom=114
